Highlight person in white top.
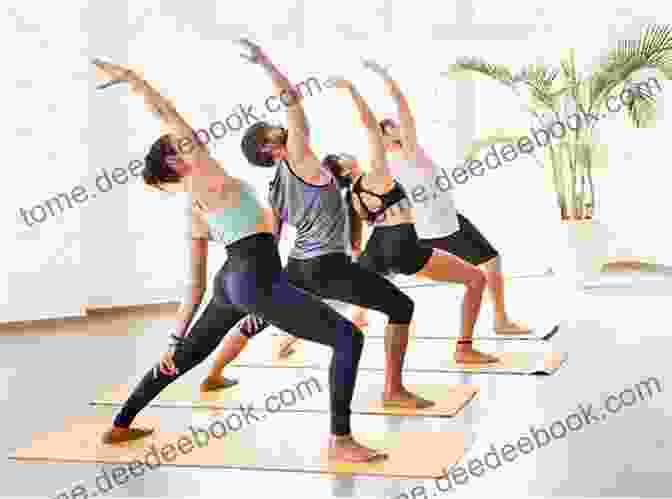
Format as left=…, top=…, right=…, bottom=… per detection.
left=352, top=59, right=529, bottom=337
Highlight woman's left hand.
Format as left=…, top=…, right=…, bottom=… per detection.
left=92, top=58, right=135, bottom=83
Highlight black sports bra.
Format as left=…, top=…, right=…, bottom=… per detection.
left=352, top=175, right=408, bottom=223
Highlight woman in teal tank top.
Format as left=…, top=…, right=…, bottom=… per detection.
left=91, top=44, right=383, bottom=464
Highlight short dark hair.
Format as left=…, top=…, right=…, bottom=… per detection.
left=141, top=135, right=181, bottom=187
left=241, top=122, right=276, bottom=167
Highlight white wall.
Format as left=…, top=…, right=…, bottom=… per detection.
left=3, top=0, right=669, bottom=322
left=1, top=3, right=89, bottom=322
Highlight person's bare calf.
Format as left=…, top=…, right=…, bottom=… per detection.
left=200, top=333, right=249, bottom=390
left=383, top=324, right=435, bottom=409
left=482, top=257, right=531, bottom=335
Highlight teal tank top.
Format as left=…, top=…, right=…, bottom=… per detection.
left=204, top=180, right=266, bottom=247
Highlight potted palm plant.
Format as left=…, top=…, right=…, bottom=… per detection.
left=445, top=24, right=671, bottom=286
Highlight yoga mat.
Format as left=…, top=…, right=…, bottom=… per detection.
left=233, top=336, right=567, bottom=375
left=271, top=321, right=561, bottom=341
left=9, top=415, right=465, bottom=478
left=91, top=373, right=478, bottom=417
left=365, top=322, right=561, bottom=341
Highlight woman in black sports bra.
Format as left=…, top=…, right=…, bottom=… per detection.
left=326, top=77, right=499, bottom=365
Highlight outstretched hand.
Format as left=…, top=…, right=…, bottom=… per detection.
left=91, top=58, right=135, bottom=90
left=325, top=75, right=352, bottom=89
left=361, top=58, right=390, bottom=77
left=235, top=38, right=265, bottom=64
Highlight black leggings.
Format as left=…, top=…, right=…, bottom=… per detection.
left=237, top=252, right=414, bottom=339
left=286, top=253, right=414, bottom=323
left=114, top=234, right=363, bottom=436
left=113, top=297, right=246, bottom=426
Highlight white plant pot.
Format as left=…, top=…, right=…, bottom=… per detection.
left=551, top=219, right=610, bottom=288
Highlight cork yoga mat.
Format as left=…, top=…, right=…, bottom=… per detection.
left=10, top=414, right=466, bottom=479
left=233, top=335, right=567, bottom=375
left=92, top=373, right=478, bottom=417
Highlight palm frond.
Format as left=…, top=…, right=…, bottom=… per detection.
left=448, top=25, right=672, bottom=220
left=624, top=80, right=660, bottom=127
left=448, top=57, right=516, bottom=86
left=590, top=24, right=672, bottom=111
left=515, top=63, right=561, bottom=109
left=560, top=59, right=576, bottom=85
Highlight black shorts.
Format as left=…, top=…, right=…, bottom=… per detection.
left=358, top=223, right=433, bottom=276
left=420, top=212, right=498, bottom=266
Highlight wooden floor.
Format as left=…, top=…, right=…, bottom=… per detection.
left=2, top=272, right=671, bottom=497
left=0, top=302, right=179, bottom=335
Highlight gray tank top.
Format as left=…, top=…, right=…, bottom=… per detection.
left=268, top=160, right=349, bottom=260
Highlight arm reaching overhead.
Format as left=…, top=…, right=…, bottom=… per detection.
left=235, top=39, right=317, bottom=175
left=92, top=59, right=229, bottom=199
left=330, top=77, right=388, bottom=182
left=362, top=59, right=418, bottom=159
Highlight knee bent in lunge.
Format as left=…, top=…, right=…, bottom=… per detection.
left=467, top=268, right=488, bottom=290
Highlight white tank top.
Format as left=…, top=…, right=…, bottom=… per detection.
left=387, top=146, right=459, bottom=239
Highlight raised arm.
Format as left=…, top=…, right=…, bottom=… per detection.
left=362, top=59, right=418, bottom=159
left=235, top=39, right=318, bottom=176
left=92, top=59, right=223, bottom=185
left=331, top=78, right=388, bottom=182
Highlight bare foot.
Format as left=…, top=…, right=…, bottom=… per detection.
left=101, top=426, right=154, bottom=444
left=200, top=376, right=239, bottom=392
left=495, top=320, right=531, bottom=335
left=328, top=435, right=388, bottom=463
left=383, top=387, right=435, bottom=409
left=454, top=349, right=500, bottom=364
left=275, top=336, right=299, bottom=360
